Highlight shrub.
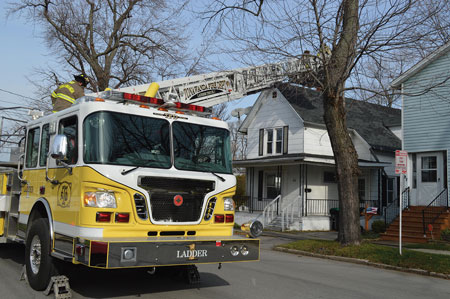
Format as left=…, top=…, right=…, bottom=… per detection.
left=371, top=220, right=386, bottom=233
left=441, top=229, right=450, bottom=242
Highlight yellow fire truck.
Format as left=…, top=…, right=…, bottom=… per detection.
left=0, top=57, right=316, bottom=293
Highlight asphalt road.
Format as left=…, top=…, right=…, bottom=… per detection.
left=1, top=236, right=449, bottom=299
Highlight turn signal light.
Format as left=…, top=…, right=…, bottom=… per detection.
left=115, top=213, right=130, bottom=223
left=225, top=214, right=234, bottom=223
left=96, top=212, right=112, bottom=222
left=214, top=214, right=224, bottom=223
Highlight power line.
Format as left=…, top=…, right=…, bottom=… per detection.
left=0, top=88, right=39, bottom=101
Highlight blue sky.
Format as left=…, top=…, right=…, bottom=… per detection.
left=0, top=2, right=256, bottom=160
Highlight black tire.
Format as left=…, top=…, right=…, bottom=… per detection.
left=25, top=218, right=56, bottom=291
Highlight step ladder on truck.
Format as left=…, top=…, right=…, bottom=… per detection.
left=0, top=55, right=321, bottom=295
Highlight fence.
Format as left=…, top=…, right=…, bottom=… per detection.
left=234, top=196, right=279, bottom=213
left=305, top=199, right=379, bottom=216
left=235, top=195, right=379, bottom=216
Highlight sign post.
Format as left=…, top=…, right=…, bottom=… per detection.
left=395, top=150, right=408, bottom=255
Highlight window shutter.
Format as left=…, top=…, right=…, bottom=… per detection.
left=283, top=126, right=288, bottom=154
left=259, top=129, right=264, bottom=156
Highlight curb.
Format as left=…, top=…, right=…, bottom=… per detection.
left=274, top=247, right=450, bottom=280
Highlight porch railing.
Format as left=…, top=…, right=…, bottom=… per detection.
left=263, top=195, right=281, bottom=227
left=281, top=199, right=298, bottom=231
left=305, top=199, right=379, bottom=216
left=384, top=187, right=409, bottom=230
left=422, top=189, right=449, bottom=235
left=233, top=196, right=278, bottom=213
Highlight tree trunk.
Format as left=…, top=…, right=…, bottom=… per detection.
left=323, top=91, right=361, bottom=245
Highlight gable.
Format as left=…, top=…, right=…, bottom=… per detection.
left=243, top=88, right=304, bottom=159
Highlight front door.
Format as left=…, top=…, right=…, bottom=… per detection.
left=417, top=152, right=444, bottom=206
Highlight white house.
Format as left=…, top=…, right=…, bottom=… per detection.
left=234, top=83, right=401, bottom=231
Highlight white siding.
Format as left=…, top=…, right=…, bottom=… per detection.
left=281, top=165, right=300, bottom=204
left=304, top=127, right=373, bottom=161
left=376, top=152, right=397, bottom=177
left=304, top=127, right=333, bottom=156
left=307, top=166, right=338, bottom=201
left=388, top=126, right=402, bottom=140
left=246, top=89, right=304, bottom=159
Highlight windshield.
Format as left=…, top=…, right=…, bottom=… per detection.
left=83, top=111, right=171, bottom=168
left=173, top=121, right=232, bottom=174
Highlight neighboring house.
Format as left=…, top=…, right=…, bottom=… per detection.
left=388, top=42, right=450, bottom=242
left=234, top=83, right=401, bottom=231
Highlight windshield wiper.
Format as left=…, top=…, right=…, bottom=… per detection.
left=121, top=166, right=139, bottom=175
left=121, top=159, right=158, bottom=175
left=211, top=172, right=225, bottom=182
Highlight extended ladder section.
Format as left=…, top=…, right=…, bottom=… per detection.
left=115, top=56, right=322, bottom=107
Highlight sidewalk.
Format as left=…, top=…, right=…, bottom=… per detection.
left=262, top=230, right=450, bottom=256
left=372, top=240, right=450, bottom=256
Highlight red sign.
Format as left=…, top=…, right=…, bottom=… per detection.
left=173, top=195, right=183, bottom=206
left=395, top=150, right=408, bottom=174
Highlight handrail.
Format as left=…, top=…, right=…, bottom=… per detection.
left=422, top=188, right=448, bottom=235
left=262, top=195, right=281, bottom=227
left=281, top=200, right=296, bottom=231
left=384, top=187, right=409, bottom=230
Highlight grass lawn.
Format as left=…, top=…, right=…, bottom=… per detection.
left=280, top=240, right=450, bottom=274
left=403, top=242, right=450, bottom=251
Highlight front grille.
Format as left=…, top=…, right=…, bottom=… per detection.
left=134, top=193, right=148, bottom=220
left=138, top=177, right=215, bottom=223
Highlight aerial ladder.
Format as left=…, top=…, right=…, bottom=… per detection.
left=115, top=55, right=323, bottom=108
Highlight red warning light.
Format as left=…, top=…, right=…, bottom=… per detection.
left=174, top=195, right=183, bottom=206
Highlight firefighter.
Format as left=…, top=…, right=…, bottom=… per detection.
left=51, top=74, right=90, bottom=113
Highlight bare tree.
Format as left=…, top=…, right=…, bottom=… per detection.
left=352, top=0, right=450, bottom=107
left=229, top=120, right=247, bottom=161
left=8, top=0, right=207, bottom=96
left=204, top=0, right=447, bottom=245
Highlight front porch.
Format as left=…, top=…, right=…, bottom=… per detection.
left=233, top=155, right=396, bottom=231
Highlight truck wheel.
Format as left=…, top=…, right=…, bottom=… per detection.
left=25, top=218, right=56, bottom=291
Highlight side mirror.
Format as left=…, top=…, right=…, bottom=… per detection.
left=50, top=134, right=68, bottom=161
left=241, top=220, right=263, bottom=238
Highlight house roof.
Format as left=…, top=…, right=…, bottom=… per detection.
left=233, top=153, right=391, bottom=168
left=391, top=41, right=450, bottom=88
left=276, top=83, right=401, bottom=152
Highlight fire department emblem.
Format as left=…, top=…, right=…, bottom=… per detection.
left=173, top=195, right=183, bottom=206
left=58, top=182, right=71, bottom=208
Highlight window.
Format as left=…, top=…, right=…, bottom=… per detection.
left=412, top=153, right=417, bottom=188
left=173, top=121, right=232, bottom=174
left=267, top=130, right=273, bottom=154
left=275, top=128, right=282, bottom=153
left=324, top=171, right=337, bottom=183
left=265, top=126, right=288, bottom=155
left=358, top=178, right=365, bottom=202
left=266, top=173, right=281, bottom=199
left=39, top=124, right=50, bottom=167
left=25, top=127, right=40, bottom=168
left=59, top=116, right=78, bottom=165
left=387, top=177, right=394, bottom=204
left=84, top=112, right=171, bottom=169
left=421, top=156, right=437, bottom=182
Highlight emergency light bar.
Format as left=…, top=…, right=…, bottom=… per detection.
left=122, top=93, right=164, bottom=106
left=83, top=90, right=212, bottom=116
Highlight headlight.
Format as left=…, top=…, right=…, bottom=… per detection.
left=84, top=191, right=117, bottom=208
left=224, top=197, right=234, bottom=211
